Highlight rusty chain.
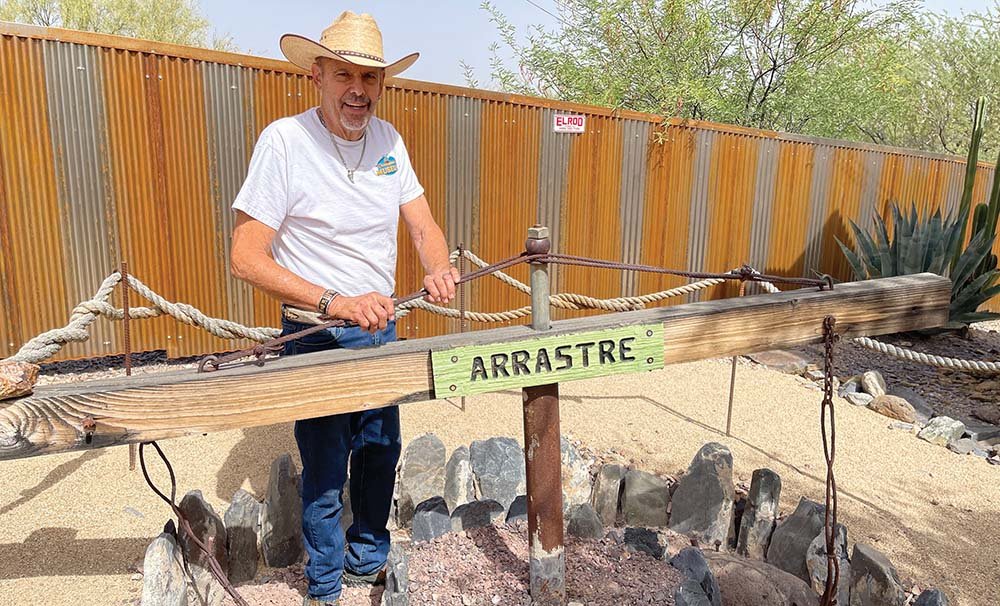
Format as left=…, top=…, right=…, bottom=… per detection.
left=820, top=316, right=840, bottom=606
left=139, top=441, right=250, bottom=606
left=197, top=251, right=829, bottom=373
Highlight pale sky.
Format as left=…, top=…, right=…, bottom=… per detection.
left=198, top=0, right=992, bottom=88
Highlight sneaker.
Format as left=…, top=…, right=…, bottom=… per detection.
left=342, top=566, right=387, bottom=587
left=302, top=596, right=339, bottom=606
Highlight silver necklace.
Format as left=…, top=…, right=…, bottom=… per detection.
left=317, top=108, right=367, bottom=183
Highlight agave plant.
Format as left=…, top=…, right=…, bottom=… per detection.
left=837, top=202, right=1000, bottom=327
left=839, top=97, right=1000, bottom=328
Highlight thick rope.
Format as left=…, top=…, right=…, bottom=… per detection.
left=746, top=268, right=1000, bottom=374
left=7, top=271, right=280, bottom=364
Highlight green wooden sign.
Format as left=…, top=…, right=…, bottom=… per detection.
left=431, top=324, right=664, bottom=397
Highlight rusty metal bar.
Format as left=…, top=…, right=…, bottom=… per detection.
left=726, top=280, right=747, bottom=436
left=122, top=261, right=136, bottom=471
left=522, top=225, right=565, bottom=605
left=459, top=243, right=466, bottom=413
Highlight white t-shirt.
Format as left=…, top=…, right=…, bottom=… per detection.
left=232, top=108, right=424, bottom=297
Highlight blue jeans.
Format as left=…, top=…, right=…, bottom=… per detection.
left=281, top=317, right=400, bottom=602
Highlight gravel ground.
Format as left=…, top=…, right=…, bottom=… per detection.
left=3, top=326, right=1000, bottom=606
left=795, top=322, right=1000, bottom=423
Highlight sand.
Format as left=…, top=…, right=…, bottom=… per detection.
left=1, top=358, right=997, bottom=606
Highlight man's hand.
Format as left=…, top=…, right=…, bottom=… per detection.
left=327, top=292, right=395, bottom=333
left=423, top=267, right=460, bottom=304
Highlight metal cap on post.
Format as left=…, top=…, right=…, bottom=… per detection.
left=523, top=224, right=565, bottom=605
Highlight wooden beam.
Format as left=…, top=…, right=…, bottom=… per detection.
left=0, top=274, right=950, bottom=461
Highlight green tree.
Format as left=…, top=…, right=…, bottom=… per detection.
left=0, top=0, right=236, bottom=50
left=474, top=0, right=919, bottom=142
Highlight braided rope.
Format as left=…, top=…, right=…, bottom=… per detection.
left=6, top=271, right=280, bottom=364
left=745, top=269, right=1000, bottom=374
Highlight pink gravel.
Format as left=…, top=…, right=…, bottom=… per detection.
left=222, top=521, right=683, bottom=606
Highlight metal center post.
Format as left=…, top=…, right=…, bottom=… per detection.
left=522, top=225, right=566, bottom=604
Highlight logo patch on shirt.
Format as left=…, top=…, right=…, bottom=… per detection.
left=375, top=155, right=398, bottom=176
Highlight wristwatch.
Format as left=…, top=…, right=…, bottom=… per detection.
left=317, top=288, right=339, bottom=314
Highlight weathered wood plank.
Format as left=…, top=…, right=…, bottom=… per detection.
left=0, top=274, right=950, bottom=460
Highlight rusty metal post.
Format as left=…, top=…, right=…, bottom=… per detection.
left=725, top=280, right=747, bottom=437
left=459, top=243, right=467, bottom=413
left=522, top=225, right=565, bottom=605
left=122, top=261, right=136, bottom=471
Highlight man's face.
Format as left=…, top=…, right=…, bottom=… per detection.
left=313, top=57, right=384, bottom=136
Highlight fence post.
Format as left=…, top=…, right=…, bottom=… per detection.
left=522, top=225, right=565, bottom=605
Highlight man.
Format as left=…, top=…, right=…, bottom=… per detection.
left=230, top=11, right=459, bottom=605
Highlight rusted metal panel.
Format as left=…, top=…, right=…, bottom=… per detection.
left=639, top=126, right=695, bottom=300
left=820, top=148, right=865, bottom=279
left=475, top=100, right=540, bottom=327
left=537, top=107, right=573, bottom=302
left=803, top=144, right=833, bottom=275
left=748, top=138, right=779, bottom=278
left=560, top=115, right=624, bottom=317
left=203, top=62, right=256, bottom=333
left=446, top=96, right=482, bottom=256
left=156, top=55, right=229, bottom=358
left=383, top=86, right=451, bottom=338
left=43, top=40, right=119, bottom=359
left=704, top=133, right=757, bottom=300
left=618, top=120, right=649, bottom=298
left=767, top=142, right=814, bottom=277
left=99, top=46, right=175, bottom=356
left=858, top=151, right=884, bottom=233
left=686, top=129, right=714, bottom=301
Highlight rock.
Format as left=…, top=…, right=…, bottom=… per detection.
left=705, top=551, right=818, bottom=606
left=838, top=376, right=862, bottom=397
left=737, top=468, right=781, bottom=559
left=0, top=361, right=39, bottom=401
left=805, top=524, right=850, bottom=604
left=141, top=532, right=187, bottom=606
left=412, top=496, right=451, bottom=543
left=886, top=387, right=933, bottom=423
left=444, top=446, right=475, bottom=513
left=470, top=437, right=524, bottom=511
left=861, top=371, right=887, bottom=397
left=766, top=497, right=825, bottom=583
left=850, top=543, right=906, bottom=606
left=223, top=489, right=260, bottom=585
left=867, top=395, right=917, bottom=423
left=670, top=547, right=721, bottom=606
left=561, top=437, right=592, bottom=512
left=386, top=541, right=408, bottom=592
left=669, top=443, right=735, bottom=548
left=803, top=369, right=826, bottom=382
left=591, top=463, right=626, bottom=527
left=889, top=422, right=914, bottom=432
left=622, top=470, right=671, bottom=527
left=913, top=588, right=948, bottom=606
left=397, top=434, right=447, bottom=528
left=450, top=499, right=504, bottom=532
left=947, top=437, right=988, bottom=457
left=178, top=490, right=228, bottom=606
left=971, top=404, right=1000, bottom=425
left=917, top=416, right=965, bottom=447
left=960, top=418, right=1000, bottom=446
left=505, top=495, right=527, bottom=523
left=260, top=454, right=303, bottom=567
left=846, top=392, right=874, bottom=407
left=623, top=527, right=664, bottom=559
left=566, top=503, right=603, bottom=539
left=747, top=350, right=810, bottom=374
left=341, top=478, right=353, bottom=531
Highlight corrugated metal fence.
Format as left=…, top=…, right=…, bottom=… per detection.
left=1, top=23, right=997, bottom=361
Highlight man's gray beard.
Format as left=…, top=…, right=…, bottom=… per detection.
left=340, top=112, right=370, bottom=133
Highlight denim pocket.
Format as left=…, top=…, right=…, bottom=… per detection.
left=282, top=319, right=341, bottom=355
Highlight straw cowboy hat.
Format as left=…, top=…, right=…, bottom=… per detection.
left=280, top=11, right=419, bottom=77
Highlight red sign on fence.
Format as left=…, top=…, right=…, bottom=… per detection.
left=553, top=114, right=586, bottom=133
